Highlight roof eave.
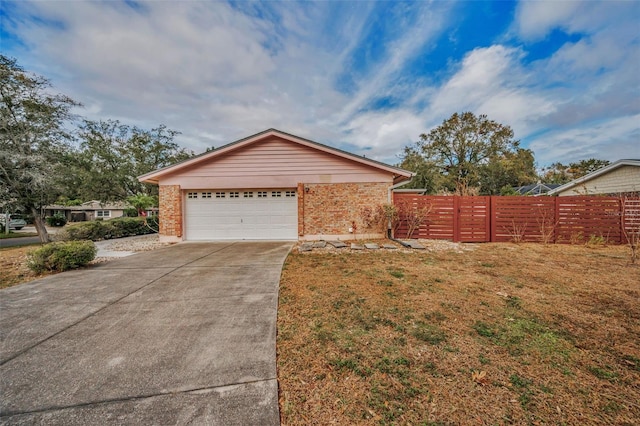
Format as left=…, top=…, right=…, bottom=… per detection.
left=547, top=159, right=640, bottom=195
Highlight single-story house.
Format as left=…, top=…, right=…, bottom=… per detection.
left=138, top=129, right=414, bottom=242
left=514, top=182, right=561, bottom=196
left=546, top=159, right=640, bottom=196
left=43, top=200, right=139, bottom=222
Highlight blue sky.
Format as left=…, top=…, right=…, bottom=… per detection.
left=2, top=0, right=639, bottom=168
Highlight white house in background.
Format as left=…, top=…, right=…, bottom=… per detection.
left=547, top=159, right=640, bottom=196
left=43, top=200, right=130, bottom=222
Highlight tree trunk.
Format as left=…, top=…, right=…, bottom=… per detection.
left=31, top=208, right=50, bottom=243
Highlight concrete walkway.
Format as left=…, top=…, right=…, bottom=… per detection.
left=0, top=241, right=292, bottom=425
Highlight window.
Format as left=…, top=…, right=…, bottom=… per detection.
left=257, top=191, right=267, bottom=198
left=96, top=210, right=111, bottom=218
left=201, top=192, right=212, bottom=198
left=215, top=192, right=225, bottom=198
left=187, top=192, right=198, bottom=199
left=272, top=191, right=282, bottom=197
left=243, top=192, right=254, bottom=198
left=285, top=191, right=296, bottom=198
left=229, top=192, right=240, bottom=198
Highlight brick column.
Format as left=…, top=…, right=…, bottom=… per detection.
left=297, top=182, right=304, bottom=237
left=159, top=185, right=182, bottom=241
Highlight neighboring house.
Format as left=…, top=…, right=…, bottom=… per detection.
left=514, top=182, right=561, bottom=196
left=547, top=159, right=640, bottom=196
left=43, top=200, right=131, bottom=222
left=138, top=129, right=413, bottom=242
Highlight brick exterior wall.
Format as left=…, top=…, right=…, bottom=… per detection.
left=159, top=185, right=182, bottom=239
left=297, top=182, right=305, bottom=237
left=300, top=182, right=389, bottom=239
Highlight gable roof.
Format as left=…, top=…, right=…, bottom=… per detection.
left=546, top=159, right=640, bottom=195
left=45, top=200, right=132, bottom=211
left=514, top=182, right=561, bottom=196
left=138, top=128, right=414, bottom=185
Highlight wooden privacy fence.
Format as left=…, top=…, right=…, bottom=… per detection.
left=392, top=194, right=639, bottom=244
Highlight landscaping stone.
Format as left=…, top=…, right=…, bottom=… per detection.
left=327, top=241, right=347, bottom=248
left=404, top=240, right=426, bottom=250
left=350, top=243, right=365, bottom=250
left=299, top=243, right=314, bottom=252
left=364, top=243, right=379, bottom=250
left=382, top=244, right=397, bottom=249
left=312, top=241, right=327, bottom=249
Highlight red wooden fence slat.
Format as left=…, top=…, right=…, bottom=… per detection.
left=392, top=194, right=637, bottom=244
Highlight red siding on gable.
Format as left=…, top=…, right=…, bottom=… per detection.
left=158, top=137, right=394, bottom=189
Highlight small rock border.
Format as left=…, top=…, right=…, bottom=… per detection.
left=91, top=234, right=173, bottom=264
left=296, top=239, right=476, bottom=254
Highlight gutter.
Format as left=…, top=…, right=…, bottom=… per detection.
left=388, top=175, right=414, bottom=203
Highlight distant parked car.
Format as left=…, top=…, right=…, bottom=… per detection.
left=0, top=214, right=27, bottom=230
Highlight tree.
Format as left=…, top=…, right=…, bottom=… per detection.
left=480, top=147, right=537, bottom=195
left=540, top=158, right=610, bottom=184
left=0, top=55, right=80, bottom=242
left=127, top=194, right=156, bottom=216
left=398, top=147, right=444, bottom=192
left=540, top=162, right=572, bottom=184
left=68, top=119, right=193, bottom=202
left=406, top=112, right=537, bottom=195
left=569, top=158, right=610, bottom=179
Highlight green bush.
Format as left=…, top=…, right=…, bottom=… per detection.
left=124, top=208, right=139, bottom=217
left=27, top=240, right=97, bottom=273
left=62, top=217, right=155, bottom=241
left=46, top=214, right=67, bottom=227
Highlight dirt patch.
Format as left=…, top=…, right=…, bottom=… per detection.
left=0, top=246, right=52, bottom=289
left=277, top=242, right=640, bottom=425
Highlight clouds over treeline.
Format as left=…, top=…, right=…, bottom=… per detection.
left=3, top=0, right=639, bottom=165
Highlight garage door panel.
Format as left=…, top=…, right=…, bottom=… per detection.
left=185, top=189, right=297, bottom=240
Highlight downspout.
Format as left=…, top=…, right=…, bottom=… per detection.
left=387, top=174, right=415, bottom=243
left=387, top=176, right=414, bottom=203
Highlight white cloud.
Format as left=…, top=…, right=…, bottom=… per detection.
left=7, top=1, right=345, bottom=145
left=514, top=1, right=583, bottom=40
left=334, top=2, right=454, bottom=125
left=514, top=0, right=637, bottom=41
left=341, top=109, right=425, bottom=161
left=529, top=114, right=640, bottom=164
left=3, top=0, right=637, bottom=169
left=427, top=45, right=556, bottom=139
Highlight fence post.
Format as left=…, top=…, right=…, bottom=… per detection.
left=620, top=197, right=625, bottom=244
left=489, top=196, right=496, bottom=242
left=453, top=196, right=460, bottom=242
left=554, top=197, right=560, bottom=243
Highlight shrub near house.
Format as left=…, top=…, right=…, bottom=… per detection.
left=45, top=214, right=67, bottom=227
left=61, top=217, right=157, bottom=241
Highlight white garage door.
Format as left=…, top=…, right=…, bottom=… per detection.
left=185, top=189, right=298, bottom=240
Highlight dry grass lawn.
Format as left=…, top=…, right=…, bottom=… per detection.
left=277, top=242, right=640, bottom=425
left=0, top=246, right=52, bottom=289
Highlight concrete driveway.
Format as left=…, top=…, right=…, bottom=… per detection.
left=0, top=241, right=293, bottom=425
